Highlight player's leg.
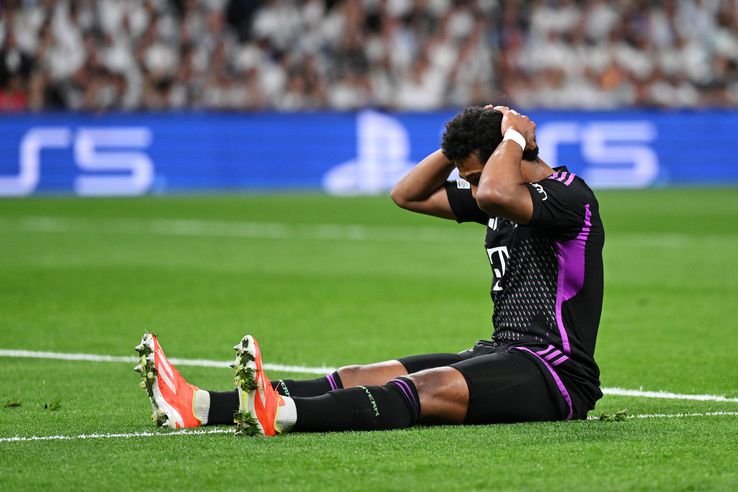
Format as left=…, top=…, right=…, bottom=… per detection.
left=267, top=353, right=464, bottom=397
left=134, top=332, right=466, bottom=429
left=233, top=335, right=470, bottom=435
left=205, top=352, right=465, bottom=427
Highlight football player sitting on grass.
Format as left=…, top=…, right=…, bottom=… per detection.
left=135, top=105, right=605, bottom=435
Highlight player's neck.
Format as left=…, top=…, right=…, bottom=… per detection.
left=521, top=158, right=554, bottom=183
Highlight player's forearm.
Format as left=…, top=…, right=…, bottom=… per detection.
left=475, top=141, right=526, bottom=215
left=390, top=149, right=455, bottom=206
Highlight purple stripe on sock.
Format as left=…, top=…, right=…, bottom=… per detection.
left=512, top=346, right=573, bottom=420
left=551, top=355, right=569, bottom=366
left=544, top=350, right=562, bottom=361
left=326, top=373, right=337, bottom=391
left=396, top=379, right=420, bottom=414
left=390, top=380, right=415, bottom=415
left=554, top=203, right=592, bottom=354
left=536, top=345, right=555, bottom=356
left=564, top=173, right=576, bottom=186
left=391, top=379, right=419, bottom=415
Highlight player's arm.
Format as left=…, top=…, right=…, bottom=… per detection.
left=390, top=149, right=457, bottom=220
left=475, top=107, right=537, bottom=225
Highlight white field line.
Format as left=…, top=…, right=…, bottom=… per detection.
left=0, top=349, right=334, bottom=375
left=0, top=428, right=232, bottom=443
left=2, top=411, right=738, bottom=444
left=2, top=349, right=737, bottom=403
left=601, top=387, right=738, bottom=403
left=2, top=215, right=736, bottom=248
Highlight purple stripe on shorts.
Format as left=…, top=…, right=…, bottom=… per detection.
left=551, top=355, right=569, bottom=366
left=326, top=373, right=337, bottom=391
left=554, top=203, right=592, bottom=354
left=544, top=350, right=562, bottom=361
left=512, top=346, right=573, bottom=420
left=564, top=173, right=576, bottom=186
left=536, top=345, right=555, bottom=356
left=391, top=379, right=419, bottom=415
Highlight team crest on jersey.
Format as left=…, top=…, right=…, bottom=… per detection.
left=456, top=179, right=471, bottom=189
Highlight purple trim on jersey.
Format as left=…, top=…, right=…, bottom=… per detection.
left=551, top=355, right=569, bottom=366
left=548, top=172, right=561, bottom=180
left=564, top=173, right=576, bottom=186
left=556, top=173, right=568, bottom=182
left=536, top=345, right=555, bottom=356
left=326, top=373, right=337, bottom=391
left=391, top=379, right=419, bottom=415
left=554, top=203, right=593, bottom=354
left=512, top=346, right=573, bottom=420
left=544, top=349, right=562, bottom=361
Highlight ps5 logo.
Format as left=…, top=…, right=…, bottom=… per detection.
left=537, top=121, right=659, bottom=188
left=0, top=127, right=154, bottom=196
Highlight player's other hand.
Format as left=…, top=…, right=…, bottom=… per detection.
left=485, top=104, right=538, bottom=151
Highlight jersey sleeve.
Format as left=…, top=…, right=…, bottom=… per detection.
left=525, top=174, right=592, bottom=238
left=444, top=180, right=488, bottom=225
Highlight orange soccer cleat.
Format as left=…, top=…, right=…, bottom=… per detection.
left=134, top=332, right=202, bottom=429
left=231, top=335, right=285, bottom=436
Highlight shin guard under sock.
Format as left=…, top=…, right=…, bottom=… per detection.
left=271, top=371, right=343, bottom=397
left=292, top=377, right=420, bottom=432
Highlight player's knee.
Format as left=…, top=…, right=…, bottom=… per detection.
left=406, top=367, right=469, bottom=422
left=407, top=367, right=466, bottom=399
left=336, top=364, right=363, bottom=385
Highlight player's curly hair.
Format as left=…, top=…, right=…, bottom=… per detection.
left=441, top=107, right=539, bottom=164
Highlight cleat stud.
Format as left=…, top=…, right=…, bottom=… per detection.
left=134, top=364, right=143, bottom=373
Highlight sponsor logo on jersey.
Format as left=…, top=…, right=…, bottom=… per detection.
left=486, top=246, right=510, bottom=292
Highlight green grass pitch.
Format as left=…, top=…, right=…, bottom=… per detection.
left=0, top=190, right=737, bottom=491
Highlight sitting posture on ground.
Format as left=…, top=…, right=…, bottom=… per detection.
left=135, top=105, right=605, bottom=435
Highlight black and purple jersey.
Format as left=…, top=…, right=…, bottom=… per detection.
left=444, top=166, right=604, bottom=417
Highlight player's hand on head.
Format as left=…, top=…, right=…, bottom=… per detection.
left=492, top=105, right=538, bottom=151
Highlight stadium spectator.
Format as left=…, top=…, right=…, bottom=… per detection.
left=0, top=0, right=737, bottom=111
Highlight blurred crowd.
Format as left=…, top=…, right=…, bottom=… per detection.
left=1, top=0, right=737, bottom=112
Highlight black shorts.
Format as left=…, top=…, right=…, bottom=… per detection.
left=397, top=341, right=570, bottom=424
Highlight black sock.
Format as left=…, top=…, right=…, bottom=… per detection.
left=292, top=377, right=420, bottom=432
left=206, top=390, right=239, bottom=425
left=271, top=371, right=343, bottom=397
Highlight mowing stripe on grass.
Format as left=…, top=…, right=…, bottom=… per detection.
left=5, top=216, right=472, bottom=244
left=2, top=348, right=737, bottom=403
left=3, top=216, right=737, bottom=248
left=2, top=412, right=738, bottom=444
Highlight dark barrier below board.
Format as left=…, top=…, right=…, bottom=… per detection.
left=0, top=110, right=736, bottom=196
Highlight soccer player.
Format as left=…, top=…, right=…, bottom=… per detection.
left=135, top=105, right=604, bottom=435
